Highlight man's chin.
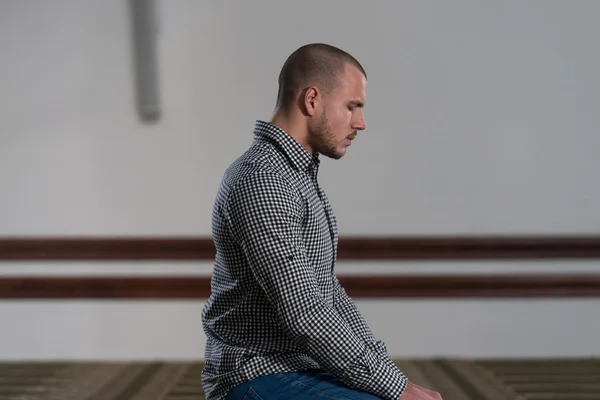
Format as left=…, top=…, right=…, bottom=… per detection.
left=322, top=148, right=346, bottom=160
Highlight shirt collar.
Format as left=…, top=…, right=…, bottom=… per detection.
left=253, top=120, right=320, bottom=173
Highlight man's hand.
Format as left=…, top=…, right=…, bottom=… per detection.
left=399, top=381, right=443, bottom=399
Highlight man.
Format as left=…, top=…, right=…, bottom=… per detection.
left=201, top=43, right=442, bottom=400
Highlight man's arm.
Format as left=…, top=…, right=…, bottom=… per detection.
left=333, top=277, right=444, bottom=400
left=225, top=170, right=407, bottom=400
left=332, top=275, right=403, bottom=372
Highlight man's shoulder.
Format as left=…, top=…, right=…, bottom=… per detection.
left=216, top=148, right=304, bottom=223
left=222, top=143, right=297, bottom=194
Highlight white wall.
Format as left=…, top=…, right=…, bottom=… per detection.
left=0, top=1, right=599, bottom=360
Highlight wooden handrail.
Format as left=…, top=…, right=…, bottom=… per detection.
left=1, top=235, right=600, bottom=260
left=0, top=274, right=598, bottom=299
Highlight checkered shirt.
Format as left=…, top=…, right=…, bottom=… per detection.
left=201, top=120, right=407, bottom=400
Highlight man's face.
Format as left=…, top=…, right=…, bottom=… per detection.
left=307, top=64, right=367, bottom=159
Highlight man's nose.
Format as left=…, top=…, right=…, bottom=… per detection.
left=353, top=112, right=366, bottom=131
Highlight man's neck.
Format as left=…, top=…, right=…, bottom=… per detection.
left=270, top=110, right=313, bottom=155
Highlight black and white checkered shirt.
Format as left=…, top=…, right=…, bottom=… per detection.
left=201, top=120, right=407, bottom=400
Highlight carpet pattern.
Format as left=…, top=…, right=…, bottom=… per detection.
left=0, top=358, right=598, bottom=400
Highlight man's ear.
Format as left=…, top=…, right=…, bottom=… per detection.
left=303, top=86, right=319, bottom=116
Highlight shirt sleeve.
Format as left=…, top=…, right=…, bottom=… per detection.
left=225, top=170, right=407, bottom=400
left=333, top=274, right=406, bottom=375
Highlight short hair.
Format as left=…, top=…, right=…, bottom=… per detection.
left=275, top=43, right=367, bottom=111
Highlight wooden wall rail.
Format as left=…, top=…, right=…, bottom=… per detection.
left=1, top=236, right=599, bottom=299
left=1, top=235, right=600, bottom=260
left=0, top=274, right=599, bottom=299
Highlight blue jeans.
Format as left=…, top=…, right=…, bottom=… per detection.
left=226, top=370, right=383, bottom=400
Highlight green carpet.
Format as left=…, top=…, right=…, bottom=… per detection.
left=0, top=358, right=597, bottom=399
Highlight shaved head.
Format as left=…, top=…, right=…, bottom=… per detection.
left=270, top=43, right=368, bottom=160
left=275, top=43, right=367, bottom=112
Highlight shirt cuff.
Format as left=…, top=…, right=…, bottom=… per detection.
left=365, top=359, right=408, bottom=400
left=342, top=349, right=408, bottom=400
